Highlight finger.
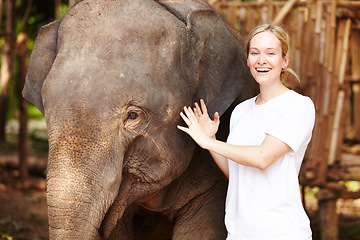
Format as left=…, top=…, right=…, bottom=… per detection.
left=193, top=103, right=199, bottom=118
left=183, top=106, right=198, bottom=125
left=193, top=107, right=200, bottom=120
left=193, top=108, right=200, bottom=121
left=194, top=102, right=202, bottom=116
left=180, top=111, right=192, bottom=126
left=214, top=112, right=220, bottom=124
left=183, top=106, right=191, bottom=119
left=200, top=99, right=208, bottom=115
left=177, top=125, right=189, bottom=133
left=193, top=103, right=200, bottom=119
left=186, top=106, right=198, bottom=123
left=183, top=106, right=193, bottom=120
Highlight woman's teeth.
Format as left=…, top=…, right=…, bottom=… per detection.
left=256, top=68, right=271, bottom=73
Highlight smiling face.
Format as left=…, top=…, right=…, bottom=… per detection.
left=247, top=31, right=289, bottom=87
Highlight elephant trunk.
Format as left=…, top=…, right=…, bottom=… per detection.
left=47, top=175, right=104, bottom=239
left=45, top=120, right=124, bottom=239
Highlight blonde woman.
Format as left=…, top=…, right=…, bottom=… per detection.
left=178, top=24, right=315, bottom=240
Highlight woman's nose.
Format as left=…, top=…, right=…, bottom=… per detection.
left=258, top=54, right=266, bottom=64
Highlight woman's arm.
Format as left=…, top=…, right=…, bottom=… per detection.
left=178, top=102, right=291, bottom=171
left=206, top=134, right=291, bottom=170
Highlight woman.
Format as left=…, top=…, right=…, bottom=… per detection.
left=177, top=24, right=315, bottom=240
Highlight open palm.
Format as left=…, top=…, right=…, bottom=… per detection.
left=194, top=99, right=220, bottom=139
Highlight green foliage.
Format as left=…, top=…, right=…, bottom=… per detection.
left=16, top=0, right=69, bottom=37
left=30, top=127, right=48, bottom=143
left=28, top=104, right=44, bottom=120
left=29, top=117, right=49, bottom=154
left=1, top=0, right=69, bottom=125
left=344, top=181, right=360, bottom=192
left=0, top=232, right=13, bottom=240
left=234, top=22, right=241, bottom=31
left=59, top=3, right=70, bottom=18
left=30, top=214, right=44, bottom=226
left=339, top=224, right=360, bottom=240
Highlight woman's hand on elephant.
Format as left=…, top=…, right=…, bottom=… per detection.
left=177, top=101, right=218, bottom=150
left=193, top=99, right=220, bottom=139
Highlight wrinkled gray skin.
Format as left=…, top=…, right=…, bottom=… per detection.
left=23, top=0, right=258, bottom=239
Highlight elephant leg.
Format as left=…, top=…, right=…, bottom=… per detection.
left=172, top=179, right=228, bottom=240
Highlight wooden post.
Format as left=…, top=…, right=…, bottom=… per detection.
left=303, top=0, right=329, bottom=186
left=328, top=19, right=351, bottom=165
left=0, top=0, right=3, bottom=28
left=318, top=189, right=339, bottom=240
left=351, top=29, right=360, bottom=139
left=0, top=0, right=16, bottom=142
left=272, top=0, right=297, bottom=24
left=294, top=7, right=304, bottom=86
left=317, top=182, right=345, bottom=240
left=16, top=33, right=29, bottom=182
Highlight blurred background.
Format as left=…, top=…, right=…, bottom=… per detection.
left=0, top=1, right=69, bottom=240
left=0, top=0, right=360, bottom=239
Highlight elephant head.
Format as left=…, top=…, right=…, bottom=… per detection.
left=23, top=0, right=257, bottom=239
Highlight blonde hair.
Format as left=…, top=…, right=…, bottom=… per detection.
left=245, top=23, right=300, bottom=84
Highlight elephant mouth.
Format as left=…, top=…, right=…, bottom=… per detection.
left=100, top=176, right=135, bottom=238
left=100, top=163, right=164, bottom=238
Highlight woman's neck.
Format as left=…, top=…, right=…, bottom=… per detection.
left=256, top=83, right=289, bottom=105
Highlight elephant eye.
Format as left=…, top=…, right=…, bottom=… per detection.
left=123, top=106, right=148, bottom=132
left=127, top=111, right=138, bottom=120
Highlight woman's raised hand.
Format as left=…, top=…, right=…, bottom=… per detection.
left=193, top=99, right=220, bottom=139
left=177, top=99, right=220, bottom=149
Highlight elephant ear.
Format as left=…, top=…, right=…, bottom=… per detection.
left=23, top=20, right=61, bottom=114
left=186, top=9, right=255, bottom=116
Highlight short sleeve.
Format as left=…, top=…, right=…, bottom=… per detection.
left=265, top=96, right=315, bottom=154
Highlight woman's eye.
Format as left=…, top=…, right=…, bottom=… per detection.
left=250, top=52, right=258, bottom=55
left=127, top=111, right=139, bottom=120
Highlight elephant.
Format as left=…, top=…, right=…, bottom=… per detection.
left=23, top=0, right=258, bottom=239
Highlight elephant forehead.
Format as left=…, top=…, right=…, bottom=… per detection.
left=46, top=0, right=196, bottom=113
left=44, top=56, right=188, bottom=119
left=57, top=0, right=192, bottom=75
left=58, top=0, right=189, bottom=50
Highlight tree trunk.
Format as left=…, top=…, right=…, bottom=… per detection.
left=0, top=0, right=3, bottom=29
left=0, top=0, right=16, bottom=142
left=319, top=199, right=338, bottom=240
left=55, top=0, right=61, bottom=19
left=16, top=33, right=29, bottom=181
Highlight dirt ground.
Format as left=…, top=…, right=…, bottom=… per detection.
left=1, top=151, right=360, bottom=240
left=0, top=153, right=48, bottom=240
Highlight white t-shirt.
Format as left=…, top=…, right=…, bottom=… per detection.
left=225, top=90, right=315, bottom=240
